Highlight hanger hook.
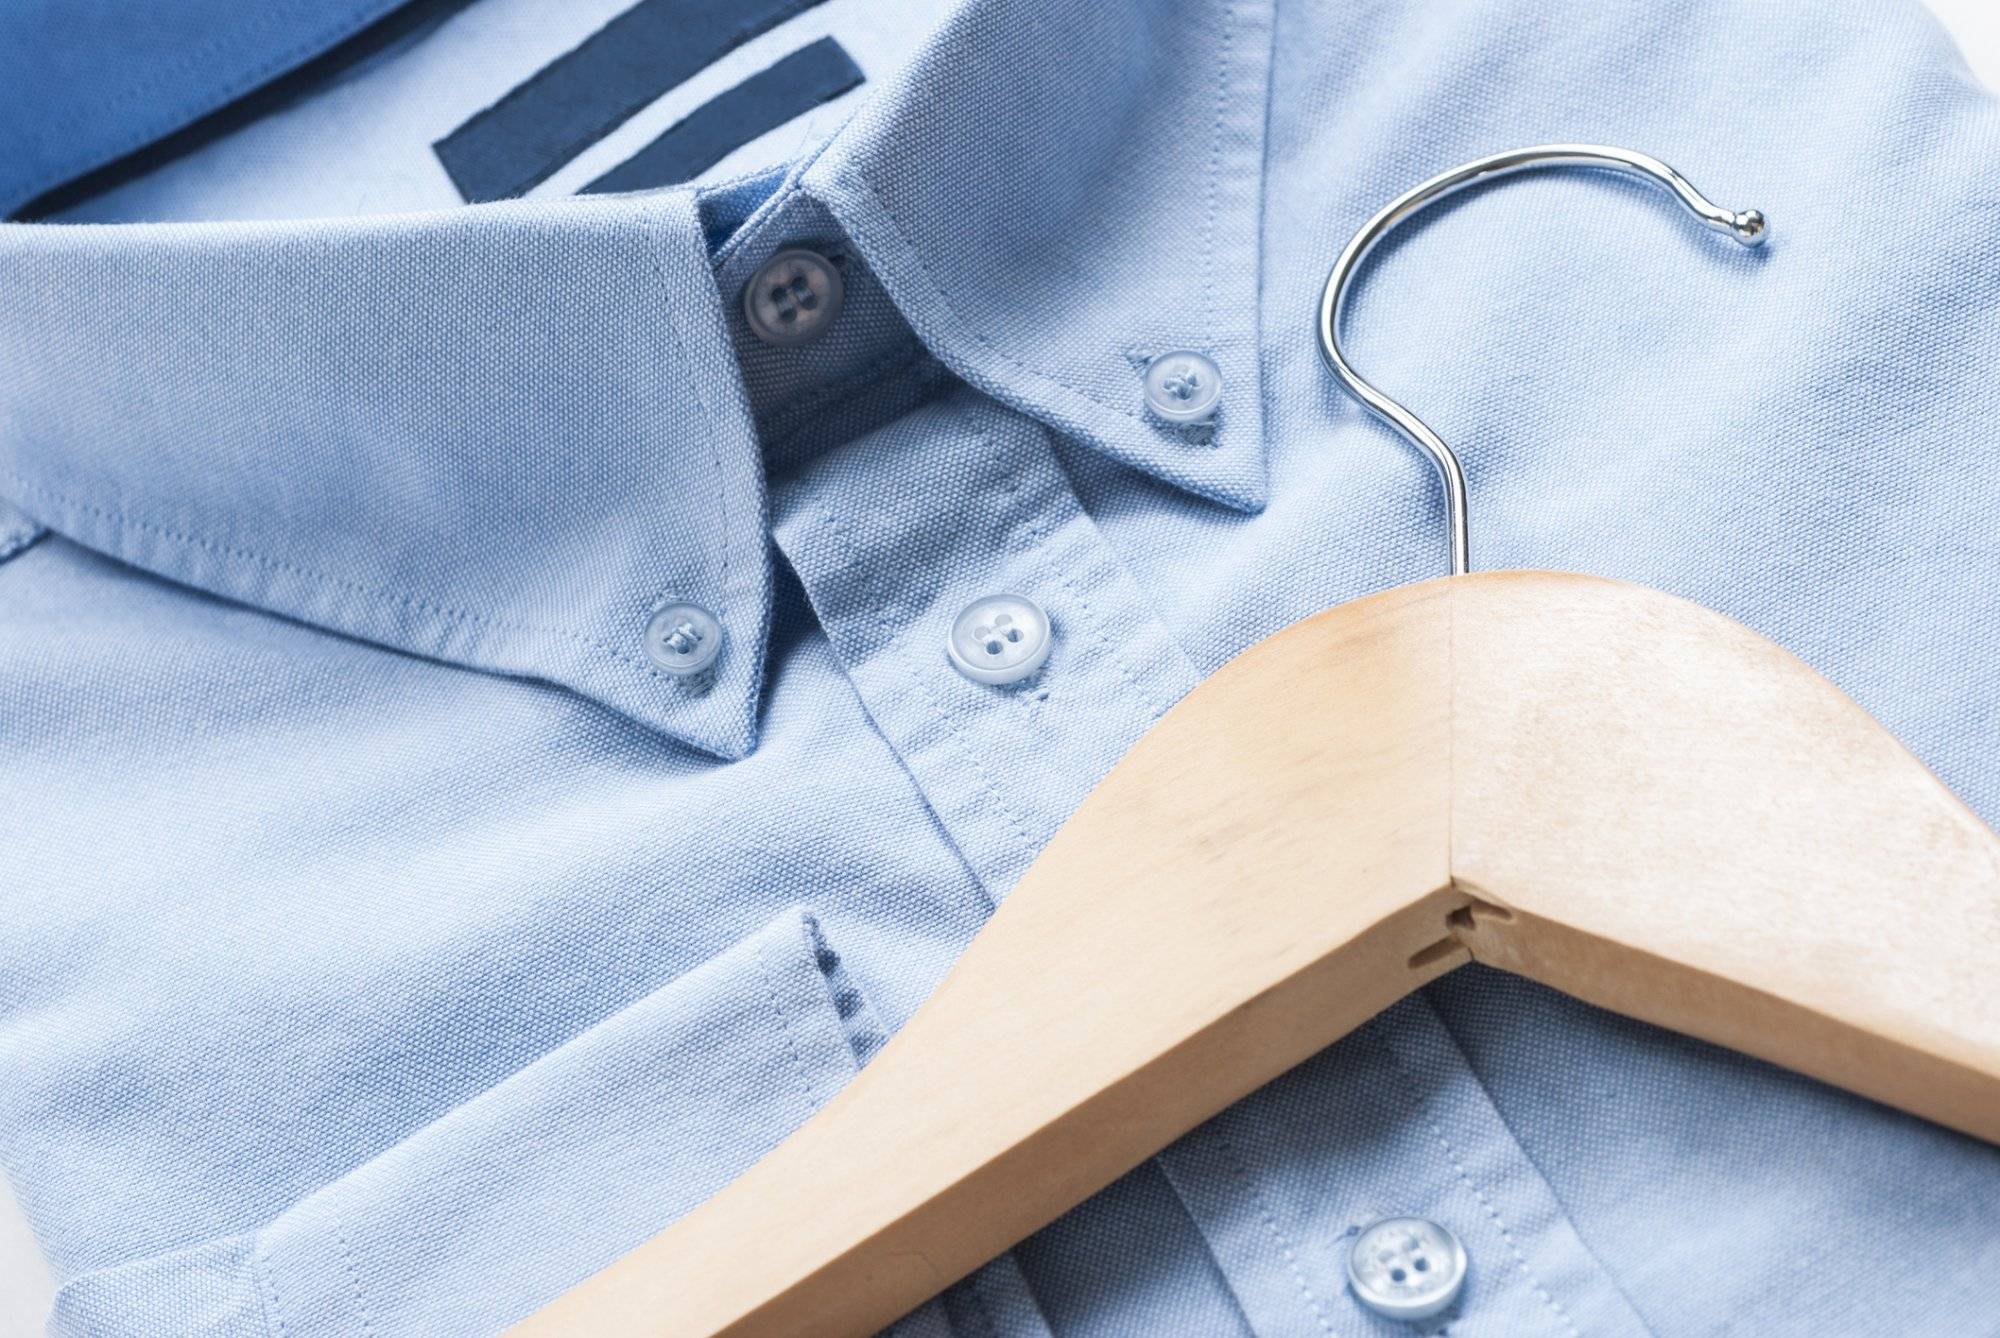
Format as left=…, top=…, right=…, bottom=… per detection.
left=1317, top=144, right=1768, bottom=576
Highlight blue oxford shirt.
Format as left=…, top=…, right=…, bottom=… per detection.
left=4, top=0, right=2000, bottom=1333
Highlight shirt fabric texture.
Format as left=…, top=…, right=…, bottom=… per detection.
left=2, top=0, right=1999, bottom=1333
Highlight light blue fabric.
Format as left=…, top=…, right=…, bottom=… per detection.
left=4, top=0, right=2000, bottom=1333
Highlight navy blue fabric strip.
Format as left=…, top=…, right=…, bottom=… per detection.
left=583, top=37, right=864, bottom=196
left=433, top=0, right=827, bottom=203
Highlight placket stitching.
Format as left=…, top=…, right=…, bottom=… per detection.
left=1376, top=1020, right=1582, bottom=1338
left=1425, top=1003, right=1662, bottom=1337
left=816, top=498, right=1041, bottom=868
left=996, top=447, right=1181, bottom=724
left=1211, top=1129, right=1338, bottom=1335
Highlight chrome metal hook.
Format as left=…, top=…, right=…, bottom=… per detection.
left=1317, top=144, right=1768, bottom=576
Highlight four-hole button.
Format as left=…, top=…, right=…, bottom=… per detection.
left=946, top=594, right=1052, bottom=686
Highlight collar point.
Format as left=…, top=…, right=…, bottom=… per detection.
left=1094, top=419, right=1271, bottom=515
left=586, top=664, right=765, bottom=761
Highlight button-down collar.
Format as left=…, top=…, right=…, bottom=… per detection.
left=0, top=0, right=1271, bottom=760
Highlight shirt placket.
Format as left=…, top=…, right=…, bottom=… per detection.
left=769, top=387, right=1202, bottom=897
left=754, top=240, right=1646, bottom=1338
left=1153, top=995, right=1655, bottom=1336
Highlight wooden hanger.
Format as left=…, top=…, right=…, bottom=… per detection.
left=516, top=148, right=2000, bottom=1337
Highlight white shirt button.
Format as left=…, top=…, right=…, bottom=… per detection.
left=1142, top=350, right=1223, bottom=424
left=644, top=602, right=724, bottom=676
left=742, top=248, right=845, bottom=346
left=946, top=594, right=1052, bottom=685
left=1347, top=1217, right=1467, bottom=1322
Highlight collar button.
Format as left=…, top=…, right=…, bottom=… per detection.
left=1142, top=350, right=1223, bottom=425
left=644, top=602, right=724, bottom=676
left=743, top=248, right=845, bottom=347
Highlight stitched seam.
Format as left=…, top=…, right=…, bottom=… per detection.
left=1200, top=0, right=1235, bottom=335
left=256, top=1241, right=291, bottom=1338
left=19, top=1, right=403, bottom=204
left=1378, top=1025, right=1581, bottom=1337
left=1424, top=996, right=1661, bottom=1337
left=1212, top=1129, right=1336, bottom=1334
left=26, top=1, right=349, bottom=146
left=332, top=1205, right=378, bottom=1336
left=2, top=473, right=697, bottom=691
left=713, top=187, right=796, bottom=271
left=840, top=168, right=1155, bottom=425
left=1030, top=522, right=1167, bottom=718
left=1248, top=0, right=1278, bottom=494
left=754, top=937, right=820, bottom=1113
left=1023, top=509, right=1157, bottom=715
left=711, top=184, right=808, bottom=273
left=711, top=125, right=846, bottom=271
left=1000, top=447, right=1170, bottom=722
left=643, top=220, right=736, bottom=655
left=819, top=503, right=1040, bottom=861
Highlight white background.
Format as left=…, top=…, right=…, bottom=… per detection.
left=2, top=2, right=1996, bottom=1331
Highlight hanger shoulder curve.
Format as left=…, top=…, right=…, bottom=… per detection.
left=1448, top=571, right=2000, bottom=1134
left=516, top=572, right=2000, bottom=1338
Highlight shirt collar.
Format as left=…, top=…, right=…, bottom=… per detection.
left=0, top=0, right=1271, bottom=758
